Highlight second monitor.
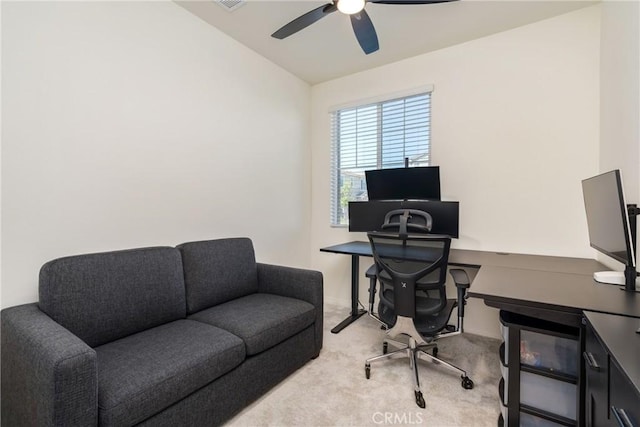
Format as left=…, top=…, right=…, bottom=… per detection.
left=365, top=166, right=440, bottom=201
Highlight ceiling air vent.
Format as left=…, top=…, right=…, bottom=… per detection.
left=215, top=0, right=245, bottom=12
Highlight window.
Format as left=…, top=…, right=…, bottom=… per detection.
left=330, top=91, right=432, bottom=226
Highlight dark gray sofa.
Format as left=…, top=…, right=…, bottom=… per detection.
left=1, top=238, right=323, bottom=426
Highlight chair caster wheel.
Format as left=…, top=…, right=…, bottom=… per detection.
left=432, top=347, right=438, bottom=357
left=461, top=376, right=474, bottom=389
left=383, top=342, right=388, bottom=354
left=365, top=364, right=371, bottom=379
left=414, top=390, right=426, bottom=408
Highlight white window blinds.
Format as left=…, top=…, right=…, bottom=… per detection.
left=330, top=91, right=432, bottom=226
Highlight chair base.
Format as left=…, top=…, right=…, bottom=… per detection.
left=365, top=320, right=474, bottom=408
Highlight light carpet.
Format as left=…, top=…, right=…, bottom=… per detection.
left=227, top=303, right=501, bottom=426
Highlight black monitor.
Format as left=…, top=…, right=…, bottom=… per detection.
left=582, top=169, right=638, bottom=291
left=365, top=166, right=440, bottom=201
left=348, top=200, right=459, bottom=238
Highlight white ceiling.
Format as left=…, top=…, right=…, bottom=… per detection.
left=176, top=0, right=597, bottom=84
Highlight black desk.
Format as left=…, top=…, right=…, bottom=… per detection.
left=321, top=241, right=485, bottom=332
left=320, top=241, right=640, bottom=332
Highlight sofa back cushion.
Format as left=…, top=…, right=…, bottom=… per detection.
left=178, top=238, right=259, bottom=314
left=39, top=247, right=186, bottom=347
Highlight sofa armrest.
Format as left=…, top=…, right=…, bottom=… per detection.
left=257, top=263, right=323, bottom=356
left=1, top=303, right=98, bottom=426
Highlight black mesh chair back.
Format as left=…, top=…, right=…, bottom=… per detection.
left=369, top=232, right=450, bottom=324
left=366, top=209, right=433, bottom=327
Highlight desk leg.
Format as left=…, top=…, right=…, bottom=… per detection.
left=331, top=254, right=367, bottom=334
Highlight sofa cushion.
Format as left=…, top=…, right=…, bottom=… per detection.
left=178, top=238, right=259, bottom=314
left=39, top=247, right=186, bottom=347
left=95, top=319, right=245, bottom=426
left=188, top=293, right=316, bottom=356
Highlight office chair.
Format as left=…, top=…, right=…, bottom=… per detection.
left=366, top=209, right=432, bottom=327
left=364, top=231, right=474, bottom=408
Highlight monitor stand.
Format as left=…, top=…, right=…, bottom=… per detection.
left=593, top=271, right=628, bottom=285
left=593, top=271, right=640, bottom=292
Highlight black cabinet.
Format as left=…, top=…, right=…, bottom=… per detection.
left=584, top=312, right=640, bottom=427
left=610, top=359, right=640, bottom=427
left=584, top=322, right=612, bottom=427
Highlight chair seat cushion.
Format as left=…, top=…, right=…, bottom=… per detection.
left=188, top=293, right=316, bottom=356
left=95, top=319, right=245, bottom=426
left=379, top=299, right=457, bottom=337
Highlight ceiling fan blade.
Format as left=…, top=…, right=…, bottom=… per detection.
left=369, top=0, right=457, bottom=4
left=271, top=3, right=338, bottom=39
left=350, top=10, right=379, bottom=55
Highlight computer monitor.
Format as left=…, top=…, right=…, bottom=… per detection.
left=365, top=166, right=440, bottom=201
left=348, top=200, right=459, bottom=238
left=582, top=169, right=639, bottom=291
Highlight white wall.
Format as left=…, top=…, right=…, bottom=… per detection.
left=599, top=0, right=640, bottom=270
left=310, top=6, right=601, bottom=338
left=1, top=1, right=311, bottom=308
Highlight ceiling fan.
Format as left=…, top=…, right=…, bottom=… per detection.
left=271, top=0, right=458, bottom=55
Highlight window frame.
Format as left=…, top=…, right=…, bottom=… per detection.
left=329, top=87, right=434, bottom=227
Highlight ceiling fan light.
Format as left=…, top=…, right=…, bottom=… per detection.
left=337, top=0, right=365, bottom=15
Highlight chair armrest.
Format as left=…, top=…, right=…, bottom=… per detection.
left=1, top=303, right=97, bottom=426
left=257, top=263, right=324, bottom=355
left=449, top=269, right=470, bottom=319
left=365, top=263, right=377, bottom=278
left=449, top=268, right=470, bottom=289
